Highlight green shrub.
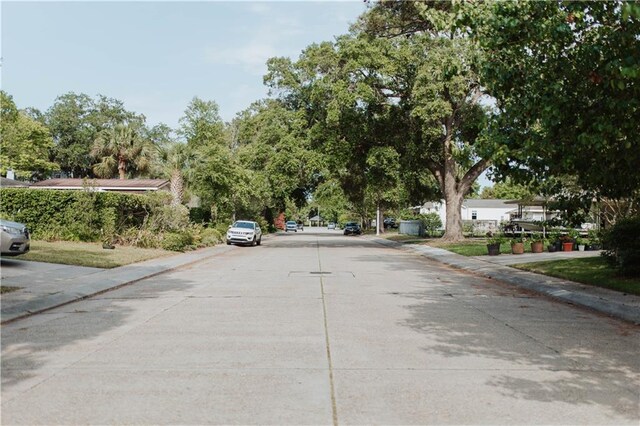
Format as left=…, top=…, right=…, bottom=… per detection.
left=0, top=188, right=152, bottom=240
left=161, top=231, right=194, bottom=252
left=602, top=217, right=640, bottom=277
left=419, top=213, right=442, bottom=237
left=189, top=207, right=211, bottom=224
left=148, top=204, right=190, bottom=232
left=200, top=227, right=222, bottom=246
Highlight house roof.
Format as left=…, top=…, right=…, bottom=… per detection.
left=31, top=178, right=170, bottom=191
left=1, top=177, right=30, bottom=188
left=505, top=196, right=554, bottom=206
left=463, top=199, right=512, bottom=208
left=422, top=199, right=513, bottom=209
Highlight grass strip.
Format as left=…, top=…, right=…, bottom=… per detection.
left=20, top=240, right=172, bottom=269
left=512, top=257, right=640, bottom=296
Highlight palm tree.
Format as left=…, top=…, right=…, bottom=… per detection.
left=157, top=142, right=194, bottom=206
left=91, top=123, right=152, bottom=179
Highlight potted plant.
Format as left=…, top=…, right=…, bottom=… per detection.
left=511, top=235, right=526, bottom=255
left=547, top=231, right=561, bottom=252
left=530, top=233, right=545, bottom=253
left=587, top=229, right=602, bottom=250
left=486, top=232, right=504, bottom=256
left=576, top=236, right=586, bottom=251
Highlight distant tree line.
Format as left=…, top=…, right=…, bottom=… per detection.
left=1, top=0, right=638, bottom=240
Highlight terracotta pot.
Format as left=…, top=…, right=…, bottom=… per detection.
left=531, top=241, right=544, bottom=253
left=562, top=242, right=574, bottom=251
left=511, top=242, right=524, bottom=254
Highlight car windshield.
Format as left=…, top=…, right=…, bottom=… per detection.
left=346, top=222, right=357, bottom=226
left=233, top=221, right=254, bottom=229
left=286, top=221, right=296, bottom=225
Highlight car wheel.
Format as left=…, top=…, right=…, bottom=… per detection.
left=257, top=237, right=262, bottom=246
left=252, top=237, right=257, bottom=246
left=226, top=241, right=231, bottom=245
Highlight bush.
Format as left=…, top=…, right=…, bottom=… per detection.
left=0, top=188, right=152, bottom=240
left=189, top=206, right=212, bottom=224
left=602, top=217, right=640, bottom=277
left=162, top=231, right=194, bottom=252
left=200, top=227, right=222, bottom=246
left=419, top=213, right=442, bottom=237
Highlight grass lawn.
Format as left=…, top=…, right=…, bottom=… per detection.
left=19, top=240, right=172, bottom=269
left=512, top=257, right=640, bottom=296
left=382, top=234, right=521, bottom=256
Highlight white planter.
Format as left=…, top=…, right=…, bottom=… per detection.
left=578, top=244, right=585, bottom=251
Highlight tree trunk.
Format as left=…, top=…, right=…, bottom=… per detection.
left=170, top=169, right=183, bottom=206
left=442, top=191, right=464, bottom=241
left=118, top=157, right=126, bottom=180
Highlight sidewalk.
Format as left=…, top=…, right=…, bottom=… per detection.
left=1, top=245, right=234, bottom=324
left=371, top=237, right=640, bottom=324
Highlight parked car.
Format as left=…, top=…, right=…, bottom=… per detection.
left=383, top=217, right=398, bottom=229
left=327, top=222, right=336, bottom=230
left=285, top=221, right=298, bottom=232
left=297, top=221, right=304, bottom=231
left=0, top=219, right=30, bottom=256
left=226, top=220, right=262, bottom=246
left=343, top=222, right=362, bottom=236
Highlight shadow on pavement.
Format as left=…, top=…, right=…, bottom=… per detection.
left=354, top=249, right=640, bottom=420
left=1, top=271, right=198, bottom=392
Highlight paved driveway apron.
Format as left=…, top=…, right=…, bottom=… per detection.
left=2, top=229, right=639, bottom=424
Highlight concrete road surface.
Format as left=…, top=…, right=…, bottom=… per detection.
left=2, top=228, right=639, bottom=424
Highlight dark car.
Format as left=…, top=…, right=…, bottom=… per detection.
left=343, top=222, right=362, bottom=236
left=383, top=217, right=398, bottom=229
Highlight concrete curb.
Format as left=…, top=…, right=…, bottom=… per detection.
left=1, top=244, right=235, bottom=325
left=370, top=237, right=640, bottom=324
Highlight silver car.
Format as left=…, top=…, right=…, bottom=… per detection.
left=226, top=220, right=262, bottom=246
left=0, top=219, right=30, bottom=256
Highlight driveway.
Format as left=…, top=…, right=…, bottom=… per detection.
left=2, top=229, right=638, bottom=424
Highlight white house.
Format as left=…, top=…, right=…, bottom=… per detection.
left=420, top=199, right=515, bottom=233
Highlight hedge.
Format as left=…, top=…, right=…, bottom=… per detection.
left=0, top=188, right=154, bottom=241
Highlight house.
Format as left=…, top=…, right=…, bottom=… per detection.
left=30, top=178, right=170, bottom=193
left=1, top=177, right=30, bottom=188
left=420, top=199, right=515, bottom=233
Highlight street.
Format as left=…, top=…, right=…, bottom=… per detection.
left=2, top=228, right=639, bottom=424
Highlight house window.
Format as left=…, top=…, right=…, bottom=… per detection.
left=471, top=210, right=478, bottom=220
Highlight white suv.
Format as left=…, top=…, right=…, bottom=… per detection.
left=285, top=221, right=298, bottom=232
left=226, top=220, right=262, bottom=246
left=1, top=219, right=31, bottom=256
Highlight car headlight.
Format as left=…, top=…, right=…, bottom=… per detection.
left=1, top=225, right=23, bottom=235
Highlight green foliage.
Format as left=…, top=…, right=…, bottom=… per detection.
left=189, top=207, right=212, bottom=224
left=476, top=1, right=640, bottom=197
left=0, top=91, right=59, bottom=179
left=161, top=231, right=194, bottom=252
left=602, top=217, right=640, bottom=277
left=45, top=93, right=144, bottom=177
left=486, top=232, right=506, bottom=245
left=199, top=227, right=223, bottom=246
left=91, top=123, right=154, bottom=179
left=480, top=178, right=535, bottom=200
left=0, top=188, right=151, bottom=242
left=419, top=212, right=442, bottom=236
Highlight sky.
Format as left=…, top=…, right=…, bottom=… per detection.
left=2, top=0, right=493, bottom=187
left=2, top=0, right=367, bottom=127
